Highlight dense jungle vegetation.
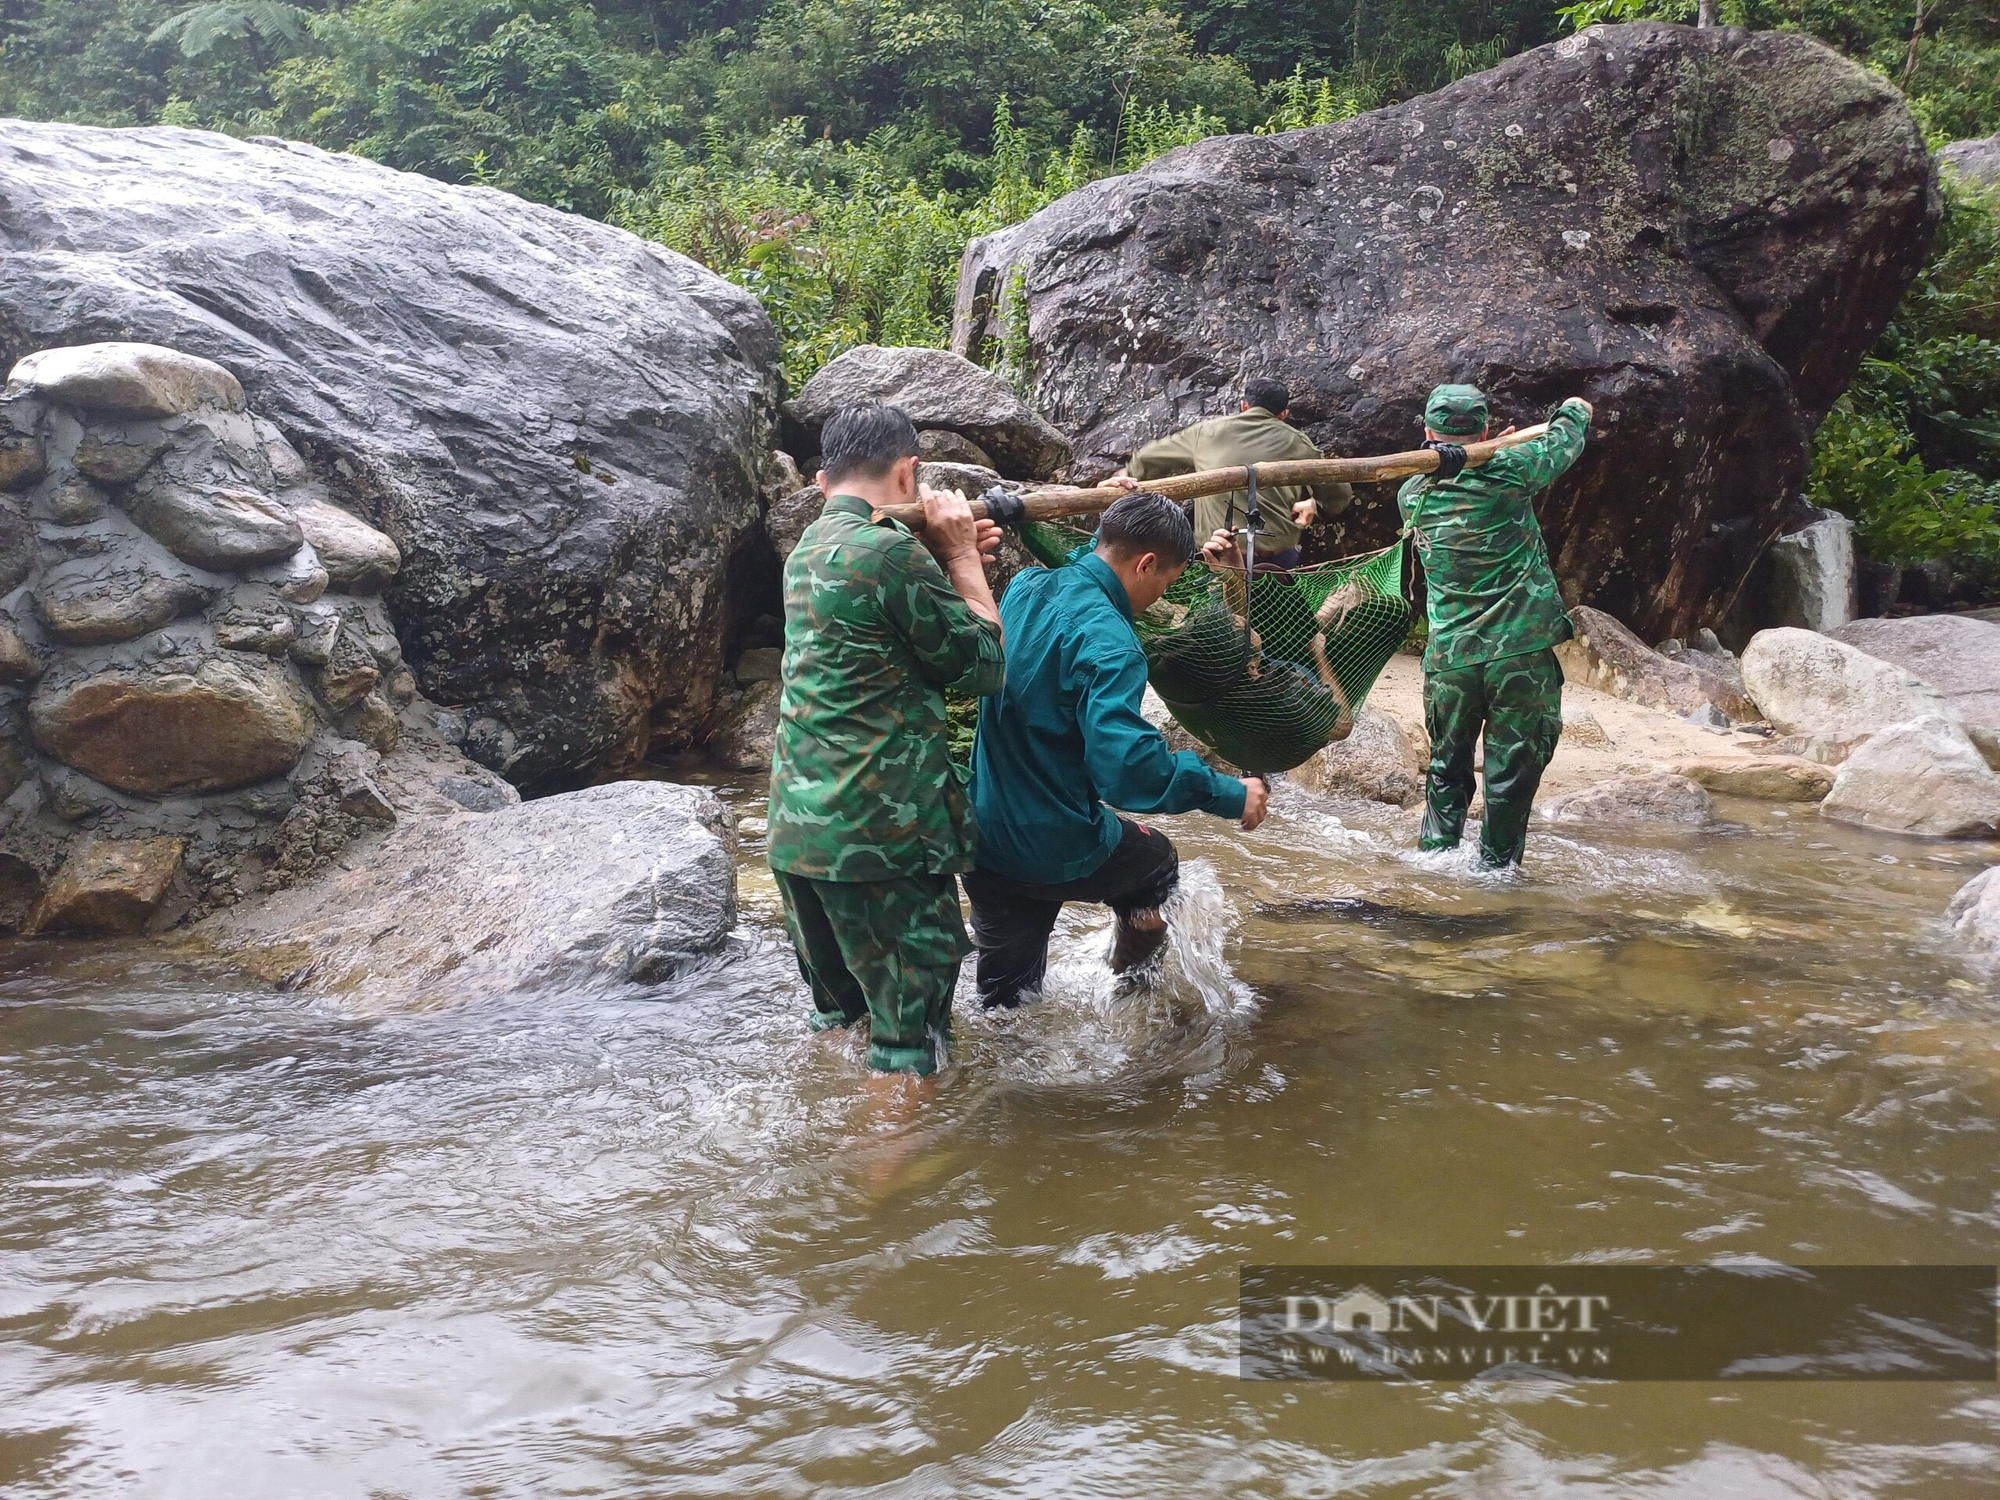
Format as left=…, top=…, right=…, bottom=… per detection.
left=1, top=0, right=1996, bottom=582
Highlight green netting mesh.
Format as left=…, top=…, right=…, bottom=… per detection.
left=1019, top=520, right=1411, bottom=773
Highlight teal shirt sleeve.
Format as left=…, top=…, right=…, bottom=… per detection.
left=1078, top=641, right=1247, bottom=819
left=878, top=529, right=1005, bottom=695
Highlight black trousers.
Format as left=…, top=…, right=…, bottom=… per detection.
left=961, top=818, right=1180, bottom=1008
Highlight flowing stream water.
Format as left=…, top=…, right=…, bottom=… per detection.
left=4, top=777, right=2000, bottom=1497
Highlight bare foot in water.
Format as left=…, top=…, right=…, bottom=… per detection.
left=857, top=1069, right=941, bottom=1196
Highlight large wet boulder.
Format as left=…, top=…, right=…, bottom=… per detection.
left=1820, top=716, right=2000, bottom=838
left=787, top=346, right=1070, bottom=480
left=1947, top=865, right=2000, bottom=960
left=1741, top=627, right=1957, bottom=744
left=1940, top=135, right=2000, bottom=188
left=954, top=23, right=1937, bottom=641
left=0, top=121, right=781, bottom=788
left=1558, top=606, right=1756, bottom=722
left=1830, top=615, right=2000, bottom=749
left=195, top=780, right=738, bottom=998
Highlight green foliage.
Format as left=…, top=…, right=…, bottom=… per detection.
left=1443, top=35, right=1506, bottom=79
left=944, top=688, right=980, bottom=764
left=150, top=2, right=309, bottom=57
left=1, top=0, right=1996, bottom=587
left=1811, top=182, right=2000, bottom=570
left=994, top=264, right=1037, bottom=395
left=1810, top=406, right=1999, bottom=564
left=607, top=86, right=1232, bottom=389
left=1258, top=64, right=1374, bottom=131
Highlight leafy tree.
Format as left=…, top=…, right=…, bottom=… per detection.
left=150, top=1, right=309, bottom=55
left=1, top=0, right=1996, bottom=578
left=1810, top=179, right=2000, bottom=575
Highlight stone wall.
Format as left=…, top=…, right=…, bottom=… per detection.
left=0, top=342, right=515, bottom=933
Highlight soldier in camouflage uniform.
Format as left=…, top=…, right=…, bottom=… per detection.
left=1398, top=385, right=1593, bottom=868
left=768, top=403, right=1005, bottom=1074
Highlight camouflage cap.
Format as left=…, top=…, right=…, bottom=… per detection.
left=1424, top=384, right=1490, bottom=437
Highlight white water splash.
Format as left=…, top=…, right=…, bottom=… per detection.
left=958, top=859, right=1253, bottom=1085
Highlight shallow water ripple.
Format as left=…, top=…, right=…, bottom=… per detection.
left=2, top=781, right=1998, bottom=1496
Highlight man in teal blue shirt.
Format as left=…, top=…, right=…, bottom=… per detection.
left=966, top=493, right=1269, bottom=1008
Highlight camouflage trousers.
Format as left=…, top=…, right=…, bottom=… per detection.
left=1420, top=647, right=1564, bottom=868
left=773, top=869, right=969, bottom=1075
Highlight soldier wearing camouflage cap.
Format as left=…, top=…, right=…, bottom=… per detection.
left=768, top=403, right=1005, bottom=1075
left=1399, top=384, right=1593, bottom=867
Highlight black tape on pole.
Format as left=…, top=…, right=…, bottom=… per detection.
left=1421, top=441, right=1468, bottom=479
left=979, top=487, right=1029, bottom=526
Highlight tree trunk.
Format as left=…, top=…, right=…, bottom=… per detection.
left=1902, top=1, right=1930, bottom=89
left=1697, top=0, right=1718, bottom=26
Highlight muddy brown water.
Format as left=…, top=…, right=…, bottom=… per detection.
left=4, top=778, right=2000, bottom=1497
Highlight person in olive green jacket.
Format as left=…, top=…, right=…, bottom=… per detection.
left=1122, top=377, right=1351, bottom=568
left=1398, top=384, right=1593, bottom=869
left=768, top=403, right=1004, bottom=1075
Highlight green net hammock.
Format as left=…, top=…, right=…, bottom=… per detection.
left=1018, top=520, right=1411, bottom=774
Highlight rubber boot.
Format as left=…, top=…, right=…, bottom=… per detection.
left=1109, top=906, right=1169, bottom=976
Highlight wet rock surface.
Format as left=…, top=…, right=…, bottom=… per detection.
left=288, top=492, right=400, bottom=593
left=917, top=428, right=997, bottom=468
left=955, top=23, right=1936, bottom=640
left=0, top=341, right=519, bottom=933
left=1820, top=716, right=2000, bottom=839
left=766, top=485, right=826, bottom=561
left=1674, top=755, right=1833, bottom=802
left=124, top=480, right=303, bottom=572
left=707, top=680, right=781, bottom=772
left=787, top=345, right=1070, bottom=480
left=1559, top=606, right=1756, bottom=722
left=1541, top=772, right=1715, bottom=825
left=1761, top=510, right=1856, bottom=633
left=35, top=554, right=215, bottom=645
left=1741, top=627, right=1956, bottom=743
left=26, top=833, right=185, bottom=934
left=1947, top=865, right=2000, bottom=958
left=0, top=120, right=781, bottom=787
left=29, top=653, right=316, bottom=796
left=8, top=343, right=243, bottom=419
left=195, top=781, right=738, bottom=998
left=1830, top=615, right=2000, bottom=749
left=1288, top=707, right=1425, bottom=806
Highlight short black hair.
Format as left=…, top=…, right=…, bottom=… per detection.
left=1244, top=377, right=1290, bottom=415
left=820, top=402, right=919, bottom=485
left=1096, top=491, right=1195, bottom=567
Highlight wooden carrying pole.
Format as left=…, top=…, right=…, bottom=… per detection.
left=872, top=421, right=1552, bottom=530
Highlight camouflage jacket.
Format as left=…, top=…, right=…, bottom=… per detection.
left=767, top=493, right=1005, bottom=882
left=1396, top=400, right=1590, bottom=672
left=1128, top=407, right=1353, bottom=555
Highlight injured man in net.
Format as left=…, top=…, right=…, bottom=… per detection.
left=1193, top=526, right=1359, bottom=748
